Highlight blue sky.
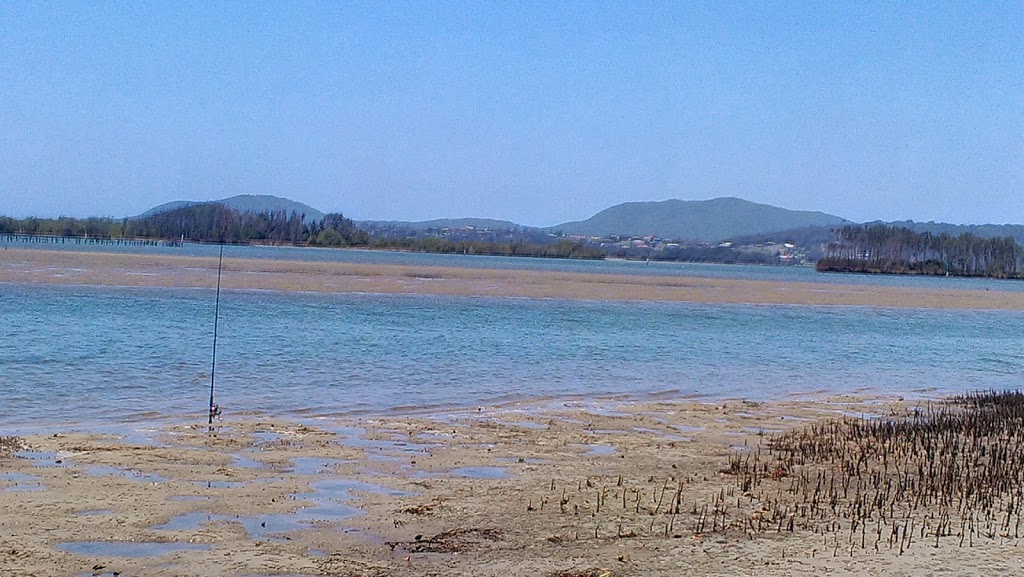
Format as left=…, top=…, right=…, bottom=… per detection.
left=1, top=1, right=1021, bottom=226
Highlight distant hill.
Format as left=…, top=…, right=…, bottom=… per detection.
left=137, top=200, right=196, bottom=217
left=138, top=194, right=325, bottom=223
left=552, top=197, right=848, bottom=243
left=357, top=217, right=526, bottom=230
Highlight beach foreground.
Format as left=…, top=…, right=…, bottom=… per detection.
left=4, top=247, right=1024, bottom=309
left=3, top=396, right=1022, bottom=577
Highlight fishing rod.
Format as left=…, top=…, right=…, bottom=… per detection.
left=208, top=244, right=224, bottom=426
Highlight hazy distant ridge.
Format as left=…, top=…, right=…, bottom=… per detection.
left=357, top=217, right=525, bottom=230
left=137, top=194, right=325, bottom=224
left=552, top=197, right=848, bottom=243
left=136, top=195, right=1024, bottom=247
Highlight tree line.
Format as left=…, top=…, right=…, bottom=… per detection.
left=817, top=224, right=1023, bottom=278
left=1, top=204, right=601, bottom=259
left=1, top=204, right=362, bottom=246
left=366, top=237, right=603, bottom=259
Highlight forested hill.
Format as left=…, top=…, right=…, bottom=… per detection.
left=137, top=194, right=325, bottom=224
left=130, top=204, right=359, bottom=245
left=817, top=224, right=1023, bottom=279
left=552, top=197, right=847, bottom=242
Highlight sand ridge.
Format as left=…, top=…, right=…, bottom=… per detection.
left=3, top=247, right=1024, bottom=309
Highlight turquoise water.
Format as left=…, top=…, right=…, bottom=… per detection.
left=2, top=274, right=1022, bottom=431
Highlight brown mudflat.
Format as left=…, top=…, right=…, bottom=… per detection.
left=3, top=247, right=1024, bottom=309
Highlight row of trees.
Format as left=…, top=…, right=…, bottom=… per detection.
left=1, top=205, right=601, bottom=259
left=0, top=205, right=362, bottom=246
left=365, top=237, right=604, bottom=259
left=817, top=224, right=1023, bottom=278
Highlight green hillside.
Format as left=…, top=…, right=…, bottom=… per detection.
left=552, top=197, right=848, bottom=243
left=138, top=194, right=325, bottom=223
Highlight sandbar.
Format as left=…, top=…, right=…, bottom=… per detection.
left=3, top=247, right=1024, bottom=310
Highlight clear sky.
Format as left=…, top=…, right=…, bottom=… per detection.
left=1, top=1, right=1021, bottom=226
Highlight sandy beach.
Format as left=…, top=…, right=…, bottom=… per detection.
left=3, top=246, right=1024, bottom=309
left=3, top=396, right=1024, bottom=577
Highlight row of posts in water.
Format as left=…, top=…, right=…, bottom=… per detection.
left=1, top=234, right=180, bottom=247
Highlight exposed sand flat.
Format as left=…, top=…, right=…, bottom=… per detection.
left=3, top=247, right=1024, bottom=310
left=2, top=396, right=1022, bottom=576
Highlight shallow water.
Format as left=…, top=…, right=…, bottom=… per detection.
left=57, top=541, right=210, bottom=557
left=85, top=465, right=169, bottom=483
left=2, top=261, right=1023, bottom=431
left=0, top=471, right=43, bottom=492
left=449, top=466, right=510, bottom=479
left=153, top=477, right=406, bottom=540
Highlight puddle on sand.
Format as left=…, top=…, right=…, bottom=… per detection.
left=152, top=503, right=361, bottom=542
left=330, top=427, right=432, bottom=458
left=496, top=457, right=548, bottom=465
left=1, top=472, right=44, bottom=492
left=86, top=465, right=169, bottom=483
left=572, top=444, right=617, bottom=457
left=57, top=541, right=210, bottom=557
left=154, top=478, right=407, bottom=541
left=449, top=466, right=510, bottom=479
left=251, top=431, right=285, bottom=445
left=4, top=484, right=45, bottom=492
left=0, top=472, right=39, bottom=482
left=312, top=478, right=411, bottom=497
left=290, top=457, right=347, bottom=476
left=229, top=453, right=267, bottom=469
left=15, top=450, right=71, bottom=467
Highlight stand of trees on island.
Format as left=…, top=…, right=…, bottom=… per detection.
left=0, top=204, right=602, bottom=260
left=817, top=224, right=1023, bottom=279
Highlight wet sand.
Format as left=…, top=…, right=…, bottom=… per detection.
left=2, top=397, right=1022, bottom=576
left=3, top=246, right=1024, bottom=309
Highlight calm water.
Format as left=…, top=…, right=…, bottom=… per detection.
left=2, top=258, right=1023, bottom=431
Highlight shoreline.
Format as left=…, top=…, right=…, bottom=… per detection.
left=4, top=246, right=1024, bottom=310
left=0, top=384, right=946, bottom=437
left=4, top=394, right=1022, bottom=576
